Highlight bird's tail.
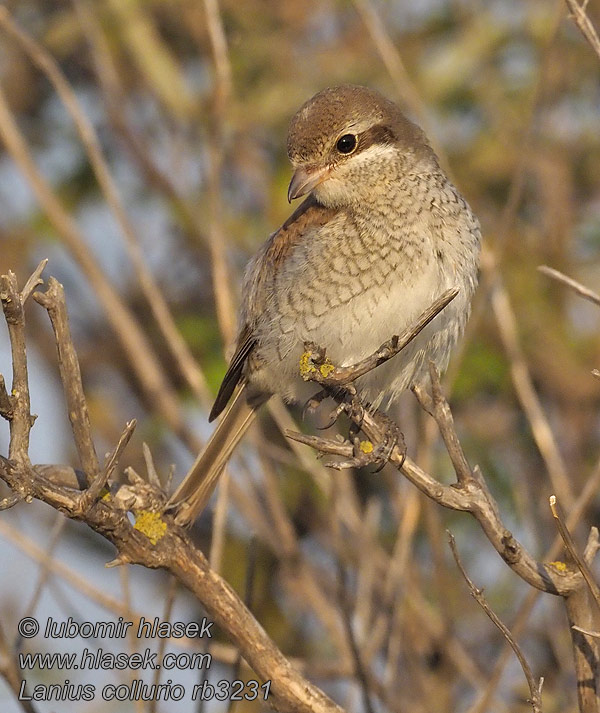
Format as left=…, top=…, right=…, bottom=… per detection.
left=168, top=384, right=259, bottom=526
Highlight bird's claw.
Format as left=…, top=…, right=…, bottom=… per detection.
left=303, top=389, right=405, bottom=471
left=372, top=410, right=406, bottom=471
left=326, top=416, right=405, bottom=472
left=302, top=389, right=329, bottom=420
left=317, top=401, right=347, bottom=430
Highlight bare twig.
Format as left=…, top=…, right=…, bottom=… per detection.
left=572, top=625, right=600, bottom=638
left=564, top=0, right=600, bottom=61
left=77, top=420, right=136, bottom=513
left=584, top=527, right=600, bottom=566
left=142, top=442, right=161, bottom=488
left=19, top=258, right=47, bottom=304
left=0, top=374, right=13, bottom=420
left=283, top=431, right=354, bottom=459
left=468, top=461, right=600, bottom=713
left=538, top=265, right=600, bottom=307
left=351, top=0, right=447, bottom=168
left=0, top=271, right=34, bottom=464
left=337, top=562, right=375, bottom=713
left=550, top=495, right=600, bottom=614
left=33, top=278, right=100, bottom=482
left=0, top=621, right=39, bottom=713
left=565, top=585, right=600, bottom=713
left=413, top=362, right=473, bottom=486
left=0, top=494, right=20, bottom=511
left=488, top=259, right=573, bottom=507
left=301, top=288, right=458, bottom=387
left=0, top=83, right=194, bottom=447
left=0, top=6, right=212, bottom=408
left=200, top=0, right=236, bottom=346
left=448, top=532, right=544, bottom=713
left=149, top=575, right=178, bottom=713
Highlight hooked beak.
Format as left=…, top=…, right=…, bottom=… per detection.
left=287, top=165, right=329, bottom=202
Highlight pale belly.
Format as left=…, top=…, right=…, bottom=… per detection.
left=251, top=255, right=468, bottom=408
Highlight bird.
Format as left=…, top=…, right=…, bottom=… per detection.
left=168, top=84, right=480, bottom=526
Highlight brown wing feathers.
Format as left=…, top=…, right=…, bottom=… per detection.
left=208, top=329, right=256, bottom=422
left=208, top=195, right=336, bottom=423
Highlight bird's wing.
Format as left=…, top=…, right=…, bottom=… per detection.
left=209, top=194, right=338, bottom=421
left=208, top=326, right=256, bottom=422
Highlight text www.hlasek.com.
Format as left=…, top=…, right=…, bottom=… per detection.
left=20, top=648, right=212, bottom=671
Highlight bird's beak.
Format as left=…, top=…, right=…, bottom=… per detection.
left=287, top=165, right=329, bottom=202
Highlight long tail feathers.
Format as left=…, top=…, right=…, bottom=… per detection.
left=168, top=384, right=259, bottom=526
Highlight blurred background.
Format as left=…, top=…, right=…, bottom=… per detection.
left=1, top=0, right=600, bottom=711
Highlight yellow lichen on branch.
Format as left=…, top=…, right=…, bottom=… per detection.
left=299, top=350, right=335, bottom=381
left=134, top=510, right=167, bottom=545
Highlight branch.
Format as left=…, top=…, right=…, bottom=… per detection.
left=0, top=620, right=39, bottom=713
left=287, top=295, right=583, bottom=597
left=538, top=265, right=600, bottom=307
left=564, top=0, right=600, bottom=61
left=0, top=70, right=195, bottom=448
left=448, top=532, right=544, bottom=713
left=33, top=278, right=100, bottom=482
left=0, top=454, right=344, bottom=713
left=300, top=288, right=458, bottom=386
left=550, top=496, right=600, bottom=613
left=0, top=269, right=38, bottom=465
left=0, top=267, right=345, bottom=713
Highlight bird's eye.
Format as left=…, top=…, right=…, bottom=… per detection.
left=336, top=134, right=357, bottom=154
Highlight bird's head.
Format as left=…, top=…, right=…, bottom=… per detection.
left=286, top=85, right=437, bottom=208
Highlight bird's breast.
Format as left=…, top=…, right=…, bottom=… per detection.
left=246, top=176, right=479, bottom=406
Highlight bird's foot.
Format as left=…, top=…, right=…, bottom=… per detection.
left=371, top=411, right=406, bottom=472
left=327, top=404, right=405, bottom=471
left=302, top=389, right=330, bottom=420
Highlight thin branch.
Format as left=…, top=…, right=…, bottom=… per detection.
left=288, top=294, right=583, bottom=597
left=336, top=562, right=375, bottom=713
left=20, top=258, right=47, bottom=304
left=538, top=265, right=600, bottom=307
left=488, top=259, right=573, bottom=507
left=564, top=585, right=600, bottom=712
left=33, top=278, right=100, bottom=482
left=0, top=271, right=34, bottom=464
left=301, top=288, right=458, bottom=387
left=200, top=0, right=237, bottom=346
left=0, top=6, right=212, bottom=408
left=149, top=575, right=178, bottom=713
left=468, top=460, right=600, bottom=713
left=0, top=82, right=194, bottom=448
left=448, top=532, right=544, bottom=713
left=284, top=431, right=354, bottom=459
left=142, top=442, right=161, bottom=488
left=572, top=625, right=600, bottom=639
left=351, top=0, right=448, bottom=168
left=77, top=420, right=136, bottom=514
left=564, top=0, right=600, bottom=61
left=0, top=493, right=21, bottom=510
left=413, top=362, right=473, bottom=486
left=0, top=374, right=13, bottom=420
left=550, top=495, right=600, bottom=614
left=0, top=621, right=39, bottom=713
left=584, top=527, right=600, bottom=566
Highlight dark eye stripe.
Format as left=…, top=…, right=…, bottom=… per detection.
left=356, top=124, right=395, bottom=154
